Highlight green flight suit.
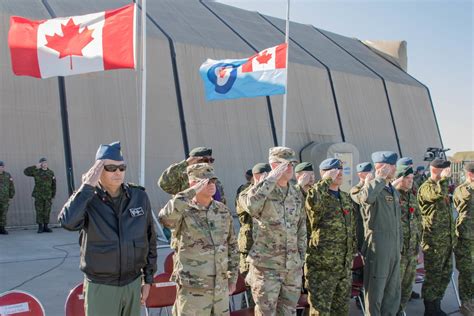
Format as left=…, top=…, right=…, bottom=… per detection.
left=453, top=180, right=474, bottom=305
left=417, top=177, right=456, bottom=302
left=0, top=172, right=15, bottom=227
left=305, top=178, right=357, bottom=316
left=357, top=177, right=402, bottom=316
left=24, top=166, right=56, bottom=224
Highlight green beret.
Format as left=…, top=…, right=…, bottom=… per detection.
left=252, top=163, right=271, bottom=175
left=395, top=166, right=414, bottom=178
left=189, top=147, right=212, bottom=157
left=295, top=162, right=313, bottom=173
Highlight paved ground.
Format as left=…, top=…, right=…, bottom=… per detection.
left=0, top=226, right=463, bottom=316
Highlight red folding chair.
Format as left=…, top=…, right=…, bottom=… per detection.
left=0, top=290, right=45, bottom=316
left=352, top=254, right=366, bottom=315
left=297, top=293, right=309, bottom=310
left=229, top=273, right=254, bottom=315
left=163, top=251, right=174, bottom=274
left=65, top=283, right=85, bottom=316
left=145, top=273, right=177, bottom=316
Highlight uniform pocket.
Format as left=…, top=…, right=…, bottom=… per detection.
left=84, top=241, right=119, bottom=276
left=133, top=239, right=147, bottom=270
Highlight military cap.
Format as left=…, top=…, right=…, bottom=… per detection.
left=95, top=141, right=124, bottom=161
left=252, top=163, right=271, bottom=174
left=39, top=157, right=47, bottom=163
left=371, top=151, right=398, bottom=165
left=397, top=157, right=413, bottom=166
left=464, top=162, right=474, bottom=172
left=416, top=166, right=425, bottom=172
left=0, top=161, right=4, bottom=167
left=245, top=169, right=253, bottom=177
left=395, top=166, right=414, bottom=178
left=295, top=162, right=313, bottom=173
left=356, top=162, right=373, bottom=173
left=268, top=146, right=298, bottom=163
left=430, top=158, right=451, bottom=169
left=189, top=147, right=212, bottom=157
left=186, top=163, right=217, bottom=181
left=319, top=158, right=343, bottom=171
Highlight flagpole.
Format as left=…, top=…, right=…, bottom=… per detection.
left=139, top=0, right=147, bottom=187
left=282, top=0, right=290, bottom=146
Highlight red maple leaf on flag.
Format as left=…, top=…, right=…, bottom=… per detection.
left=256, top=50, right=272, bottom=64
left=45, top=18, right=94, bottom=70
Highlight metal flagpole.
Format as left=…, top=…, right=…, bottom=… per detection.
left=282, top=0, right=290, bottom=146
left=139, top=0, right=146, bottom=187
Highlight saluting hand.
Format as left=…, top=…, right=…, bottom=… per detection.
left=266, top=162, right=289, bottom=182
left=297, top=172, right=312, bottom=187
left=440, top=167, right=451, bottom=178
left=376, top=164, right=392, bottom=179
left=322, top=168, right=339, bottom=181
left=364, top=173, right=374, bottom=185
left=81, top=160, right=104, bottom=187
left=391, top=176, right=404, bottom=188
left=190, top=178, right=209, bottom=194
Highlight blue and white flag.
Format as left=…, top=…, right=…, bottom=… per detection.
left=199, top=43, right=287, bottom=101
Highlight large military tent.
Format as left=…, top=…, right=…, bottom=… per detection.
left=0, top=0, right=442, bottom=226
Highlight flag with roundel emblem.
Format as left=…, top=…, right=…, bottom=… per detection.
left=8, top=3, right=136, bottom=78
left=199, top=43, right=287, bottom=101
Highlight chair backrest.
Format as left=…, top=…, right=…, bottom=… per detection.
left=146, top=273, right=177, bottom=308
left=229, top=274, right=247, bottom=296
left=0, top=290, right=46, bottom=316
left=164, top=251, right=174, bottom=274
left=352, top=254, right=364, bottom=270
left=65, top=283, right=85, bottom=316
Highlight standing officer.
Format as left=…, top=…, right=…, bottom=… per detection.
left=58, top=141, right=157, bottom=316
left=240, top=147, right=306, bottom=316
left=350, top=162, right=373, bottom=252
left=417, top=158, right=455, bottom=316
left=236, top=169, right=253, bottom=204
left=305, top=158, right=356, bottom=315
left=393, top=165, right=422, bottom=315
left=414, top=166, right=427, bottom=190
left=159, top=163, right=238, bottom=315
left=158, top=147, right=226, bottom=204
left=357, top=151, right=401, bottom=316
left=0, top=161, right=15, bottom=234
left=24, top=158, right=56, bottom=233
left=295, top=162, right=315, bottom=198
left=453, top=162, right=474, bottom=315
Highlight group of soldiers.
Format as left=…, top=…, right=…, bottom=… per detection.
left=156, top=145, right=473, bottom=316
left=0, top=158, right=56, bottom=234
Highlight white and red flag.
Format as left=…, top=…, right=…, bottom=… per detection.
left=8, top=3, right=136, bottom=78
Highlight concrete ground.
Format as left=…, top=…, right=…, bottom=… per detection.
left=0, top=226, right=463, bottom=316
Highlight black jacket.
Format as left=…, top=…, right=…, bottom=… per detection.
left=58, top=183, right=157, bottom=286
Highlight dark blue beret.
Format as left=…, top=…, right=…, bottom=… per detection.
left=39, top=157, right=47, bottom=163
left=189, top=147, right=212, bottom=157
left=0, top=161, right=4, bottom=167
left=319, top=158, right=342, bottom=170
left=371, top=151, right=398, bottom=165
left=295, top=162, right=313, bottom=173
left=397, top=157, right=413, bottom=166
left=95, top=141, right=124, bottom=161
left=356, top=162, right=373, bottom=173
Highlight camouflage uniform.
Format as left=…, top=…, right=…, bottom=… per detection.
left=236, top=184, right=253, bottom=276
left=240, top=175, right=306, bottom=315
left=305, top=178, right=356, bottom=316
left=453, top=180, right=474, bottom=308
left=0, top=172, right=15, bottom=227
left=413, top=173, right=427, bottom=193
left=24, top=166, right=56, bottom=224
left=397, top=189, right=422, bottom=313
left=418, top=177, right=456, bottom=303
left=356, top=178, right=402, bottom=316
left=158, top=160, right=226, bottom=204
left=159, top=184, right=238, bottom=314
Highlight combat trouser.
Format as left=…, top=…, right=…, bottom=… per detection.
left=422, top=243, right=453, bottom=301
left=0, top=201, right=9, bottom=226
left=83, top=276, right=141, bottom=316
left=246, top=264, right=302, bottom=316
left=399, top=252, right=418, bottom=313
left=34, top=198, right=52, bottom=224
left=173, top=279, right=230, bottom=316
left=455, top=239, right=474, bottom=304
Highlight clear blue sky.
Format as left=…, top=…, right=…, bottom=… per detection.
left=217, top=0, right=473, bottom=155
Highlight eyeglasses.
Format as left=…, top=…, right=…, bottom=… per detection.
left=103, top=164, right=127, bottom=172
left=199, top=157, right=215, bottom=163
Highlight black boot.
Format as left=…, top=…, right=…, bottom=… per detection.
left=411, top=291, right=421, bottom=299
left=37, top=224, right=44, bottom=233
left=0, top=226, right=8, bottom=235
left=424, top=300, right=436, bottom=316
left=43, top=223, right=52, bottom=233
left=434, top=299, right=447, bottom=316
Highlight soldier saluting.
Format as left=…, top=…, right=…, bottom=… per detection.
left=0, top=161, right=15, bottom=235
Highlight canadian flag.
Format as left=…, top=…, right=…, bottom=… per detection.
left=241, top=43, right=287, bottom=73
left=8, top=3, right=136, bottom=79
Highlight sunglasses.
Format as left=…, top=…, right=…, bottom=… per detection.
left=198, top=157, right=215, bottom=163
left=103, top=164, right=127, bottom=172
